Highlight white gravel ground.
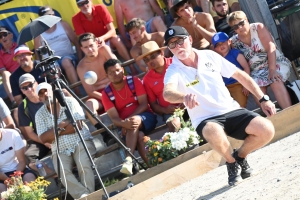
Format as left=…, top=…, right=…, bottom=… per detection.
left=152, top=131, right=300, bottom=200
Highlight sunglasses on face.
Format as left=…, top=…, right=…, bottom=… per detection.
left=232, top=20, right=245, bottom=30
left=77, top=0, right=89, bottom=7
left=168, top=37, right=187, bottom=49
left=20, top=81, right=35, bottom=91
left=0, top=32, right=9, bottom=39
left=143, top=52, right=161, bottom=63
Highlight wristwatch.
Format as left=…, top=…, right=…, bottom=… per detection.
left=259, top=95, right=270, bottom=103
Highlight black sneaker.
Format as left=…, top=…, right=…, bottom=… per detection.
left=232, top=149, right=253, bottom=179
left=102, top=131, right=116, bottom=146
left=226, top=161, right=242, bottom=186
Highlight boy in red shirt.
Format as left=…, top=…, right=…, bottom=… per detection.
left=137, top=41, right=188, bottom=131
left=102, top=59, right=157, bottom=175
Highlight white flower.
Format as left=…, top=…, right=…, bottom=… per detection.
left=23, top=185, right=32, bottom=192
left=1, top=191, right=8, bottom=199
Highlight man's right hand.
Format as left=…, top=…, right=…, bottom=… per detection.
left=184, top=94, right=199, bottom=109
left=123, top=117, right=139, bottom=130
left=164, top=105, right=177, bottom=114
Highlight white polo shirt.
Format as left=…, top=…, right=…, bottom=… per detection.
left=164, top=49, right=241, bottom=129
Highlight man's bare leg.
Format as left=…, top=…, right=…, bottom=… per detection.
left=238, top=116, right=275, bottom=158
left=61, top=58, right=81, bottom=96
left=202, top=122, right=234, bottom=162
left=150, top=16, right=167, bottom=33
left=85, top=98, right=102, bottom=126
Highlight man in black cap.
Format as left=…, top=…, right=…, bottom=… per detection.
left=163, top=26, right=276, bottom=186
left=170, top=0, right=216, bottom=50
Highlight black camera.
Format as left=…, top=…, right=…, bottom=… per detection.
left=36, top=45, right=53, bottom=61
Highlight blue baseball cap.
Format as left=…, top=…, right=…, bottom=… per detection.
left=212, top=32, right=229, bottom=48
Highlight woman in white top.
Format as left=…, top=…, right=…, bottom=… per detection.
left=228, top=11, right=292, bottom=109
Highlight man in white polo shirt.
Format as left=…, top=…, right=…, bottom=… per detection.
left=163, top=26, right=276, bottom=186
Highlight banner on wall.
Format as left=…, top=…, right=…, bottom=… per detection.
left=0, top=0, right=116, bottom=49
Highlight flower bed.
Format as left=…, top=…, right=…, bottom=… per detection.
left=145, top=109, right=202, bottom=166
left=1, top=171, right=52, bottom=200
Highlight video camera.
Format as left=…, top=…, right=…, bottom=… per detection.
left=35, top=43, right=61, bottom=82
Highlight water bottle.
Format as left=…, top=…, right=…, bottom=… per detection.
left=35, top=159, right=47, bottom=177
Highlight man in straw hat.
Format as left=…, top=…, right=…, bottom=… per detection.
left=163, top=26, right=275, bottom=186
left=170, top=0, right=216, bottom=50
left=136, top=41, right=188, bottom=131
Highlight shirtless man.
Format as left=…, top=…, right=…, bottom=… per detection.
left=77, top=33, right=117, bottom=145
left=127, top=18, right=165, bottom=72
left=114, top=0, right=167, bottom=49
left=170, top=0, right=216, bottom=50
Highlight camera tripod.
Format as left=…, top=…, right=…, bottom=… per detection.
left=39, top=63, right=146, bottom=200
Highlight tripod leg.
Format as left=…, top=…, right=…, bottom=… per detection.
left=59, top=80, right=146, bottom=170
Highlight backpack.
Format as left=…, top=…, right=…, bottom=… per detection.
left=285, top=80, right=300, bottom=105
left=104, top=76, right=136, bottom=104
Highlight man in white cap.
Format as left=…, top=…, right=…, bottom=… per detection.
left=136, top=41, right=188, bottom=131
left=18, top=74, right=53, bottom=175
left=35, top=82, right=95, bottom=199
left=163, top=26, right=275, bottom=186
left=10, top=45, right=43, bottom=106
left=0, top=26, right=20, bottom=107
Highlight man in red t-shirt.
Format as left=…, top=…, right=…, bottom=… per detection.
left=102, top=59, right=157, bottom=175
left=72, top=0, right=138, bottom=75
left=137, top=41, right=188, bottom=131
left=0, top=26, right=20, bottom=107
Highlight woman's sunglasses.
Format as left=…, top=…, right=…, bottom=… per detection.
left=232, top=20, right=245, bottom=30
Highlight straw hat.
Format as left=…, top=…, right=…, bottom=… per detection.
left=136, top=41, right=166, bottom=61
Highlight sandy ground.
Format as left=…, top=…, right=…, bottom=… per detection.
left=152, top=131, right=300, bottom=200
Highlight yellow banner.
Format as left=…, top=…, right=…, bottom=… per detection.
left=0, top=0, right=116, bottom=49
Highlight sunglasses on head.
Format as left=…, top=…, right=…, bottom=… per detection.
left=143, top=51, right=161, bottom=63
left=20, top=81, right=35, bottom=91
left=77, top=0, right=89, bottom=7
left=0, top=32, right=9, bottom=39
left=232, top=20, right=245, bottom=30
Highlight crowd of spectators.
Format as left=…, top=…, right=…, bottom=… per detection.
left=0, top=0, right=293, bottom=198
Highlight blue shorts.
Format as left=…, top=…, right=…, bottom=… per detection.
left=118, top=111, right=157, bottom=137
left=138, top=111, right=157, bottom=134
left=56, top=54, right=78, bottom=69
left=145, top=17, right=155, bottom=33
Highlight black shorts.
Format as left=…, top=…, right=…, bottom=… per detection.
left=24, top=141, right=51, bottom=164
left=0, top=168, right=36, bottom=184
left=196, top=109, right=259, bottom=141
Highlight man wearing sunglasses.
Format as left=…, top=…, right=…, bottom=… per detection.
left=163, top=26, right=276, bottom=186
left=0, top=27, right=20, bottom=108
left=72, top=0, right=138, bottom=76
left=136, top=41, right=188, bottom=132
left=17, top=74, right=54, bottom=177
left=9, top=45, right=44, bottom=106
